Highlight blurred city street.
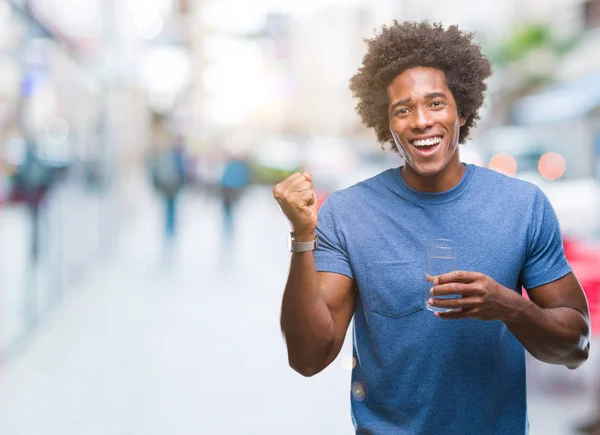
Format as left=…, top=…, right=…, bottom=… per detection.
left=0, top=181, right=597, bottom=435
left=0, top=0, right=600, bottom=433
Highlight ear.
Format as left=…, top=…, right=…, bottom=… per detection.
left=459, top=114, right=467, bottom=127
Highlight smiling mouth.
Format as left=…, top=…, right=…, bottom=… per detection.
left=411, top=136, right=443, bottom=147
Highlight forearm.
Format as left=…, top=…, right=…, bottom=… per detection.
left=504, top=296, right=590, bottom=369
left=280, top=251, right=335, bottom=376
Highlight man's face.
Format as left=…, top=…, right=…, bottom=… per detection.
left=387, top=67, right=466, bottom=178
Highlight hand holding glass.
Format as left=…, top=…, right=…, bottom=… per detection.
left=425, top=239, right=460, bottom=313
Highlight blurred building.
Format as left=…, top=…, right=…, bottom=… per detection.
left=285, top=6, right=371, bottom=138
left=0, top=0, right=183, bottom=361
left=509, top=0, right=600, bottom=184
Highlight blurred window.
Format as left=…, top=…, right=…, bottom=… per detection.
left=583, top=0, right=600, bottom=29
left=176, top=0, right=191, bottom=14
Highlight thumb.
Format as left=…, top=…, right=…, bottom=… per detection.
left=303, top=171, right=312, bottom=182
left=305, top=189, right=317, bottom=207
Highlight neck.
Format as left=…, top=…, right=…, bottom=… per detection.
left=401, top=158, right=465, bottom=193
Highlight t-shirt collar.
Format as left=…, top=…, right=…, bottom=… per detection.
left=389, top=163, right=475, bottom=205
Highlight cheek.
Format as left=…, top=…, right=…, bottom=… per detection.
left=390, top=122, right=407, bottom=143
left=442, top=115, right=461, bottom=138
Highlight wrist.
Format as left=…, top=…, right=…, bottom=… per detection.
left=503, top=291, right=535, bottom=323
left=293, top=230, right=317, bottom=242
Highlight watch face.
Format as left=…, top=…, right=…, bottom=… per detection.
left=287, top=232, right=294, bottom=252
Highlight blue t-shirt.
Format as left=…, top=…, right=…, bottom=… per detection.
left=314, top=163, right=571, bottom=435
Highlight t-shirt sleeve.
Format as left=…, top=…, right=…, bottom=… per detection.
left=520, top=188, right=572, bottom=289
left=314, top=194, right=354, bottom=280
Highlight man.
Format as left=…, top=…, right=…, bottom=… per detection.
left=272, top=21, right=591, bottom=434
left=219, top=153, right=251, bottom=239
left=151, top=135, right=187, bottom=243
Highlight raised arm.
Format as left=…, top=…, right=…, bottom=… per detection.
left=273, top=172, right=356, bottom=377
left=281, top=266, right=356, bottom=377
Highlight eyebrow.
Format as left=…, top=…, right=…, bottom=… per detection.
left=389, top=92, right=448, bottom=112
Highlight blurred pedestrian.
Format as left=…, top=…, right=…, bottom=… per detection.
left=219, top=155, right=250, bottom=240
left=14, top=141, right=52, bottom=262
left=273, top=21, right=590, bottom=434
left=151, top=135, right=186, bottom=244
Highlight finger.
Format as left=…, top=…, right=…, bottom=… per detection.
left=278, top=172, right=303, bottom=187
left=435, top=308, right=478, bottom=320
left=290, top=181, right=313, bottom=192
left=273, top=179, right=294, bottom=200
left=302, top=171, right=312, bottom=182
left=287, top=172, right=304, bottom=181
left=430, top=282, right=477, bottom=297
left=427, top=296, right=480, bottom=310
left=299, top=191, right=315, bottom=207
left=273, top=181, right=312, bottom=202
left=282, top=173, right=306, bottom=189
left=434, top=308, right=466, bottom=319
left=286, top=191, right=315, bottom=208
left=434, top=271, right=478, bottom=285
left=434, top=308, right=468, bottom=320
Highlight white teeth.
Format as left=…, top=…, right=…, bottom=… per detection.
left=413, top=137, right=442, bottom=147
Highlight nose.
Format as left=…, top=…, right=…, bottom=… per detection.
left=411, top=107, right=434, bottom=131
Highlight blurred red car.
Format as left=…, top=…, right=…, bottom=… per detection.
left=564, top=235, right=600, bottom=334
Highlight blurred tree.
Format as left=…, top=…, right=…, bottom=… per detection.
left=489, top=24, right=578, bottom=66
left=484, top=23, right=582, bottom=124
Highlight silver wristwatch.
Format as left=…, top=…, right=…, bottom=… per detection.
left=288, top=231, right=319, bottom=253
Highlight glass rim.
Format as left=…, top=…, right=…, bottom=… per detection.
left=428, top=239, right=458, bottom=249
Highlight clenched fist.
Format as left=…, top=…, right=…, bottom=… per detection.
left=272, top=172, right=318, bottom=240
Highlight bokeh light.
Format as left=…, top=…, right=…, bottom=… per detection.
left=351, top=382, right=366, bottom=401
left=46, top=116, right=70, bottom=145
left=488, top=153, right=518, bottom=177
left=340, top=354, right=357, bottom=370
left=538, top=152, right=566, bottom=181
left=460, top=149, right=485, bottom=166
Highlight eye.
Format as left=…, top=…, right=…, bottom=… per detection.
left=394, top=108, right=409, bottom=116
left=430, top=101, right=445, bottom=108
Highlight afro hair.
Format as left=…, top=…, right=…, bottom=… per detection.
left=349, top=21, right=493, bottom=151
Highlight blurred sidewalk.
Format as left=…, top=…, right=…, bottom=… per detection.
left=0, top=182, right=597, bottom=435
left=0, top=183, right=355, bottom=435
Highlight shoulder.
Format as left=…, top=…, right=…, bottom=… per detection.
left=470, top=165, right=540, bottom=201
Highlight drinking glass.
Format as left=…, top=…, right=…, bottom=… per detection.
left=425, top=239, right=460, bottom=313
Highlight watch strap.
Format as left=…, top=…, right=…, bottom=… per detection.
left=290, top=232, right=318, bottom=252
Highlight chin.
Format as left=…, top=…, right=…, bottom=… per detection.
left=409, top=161, right=448, bottom=177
